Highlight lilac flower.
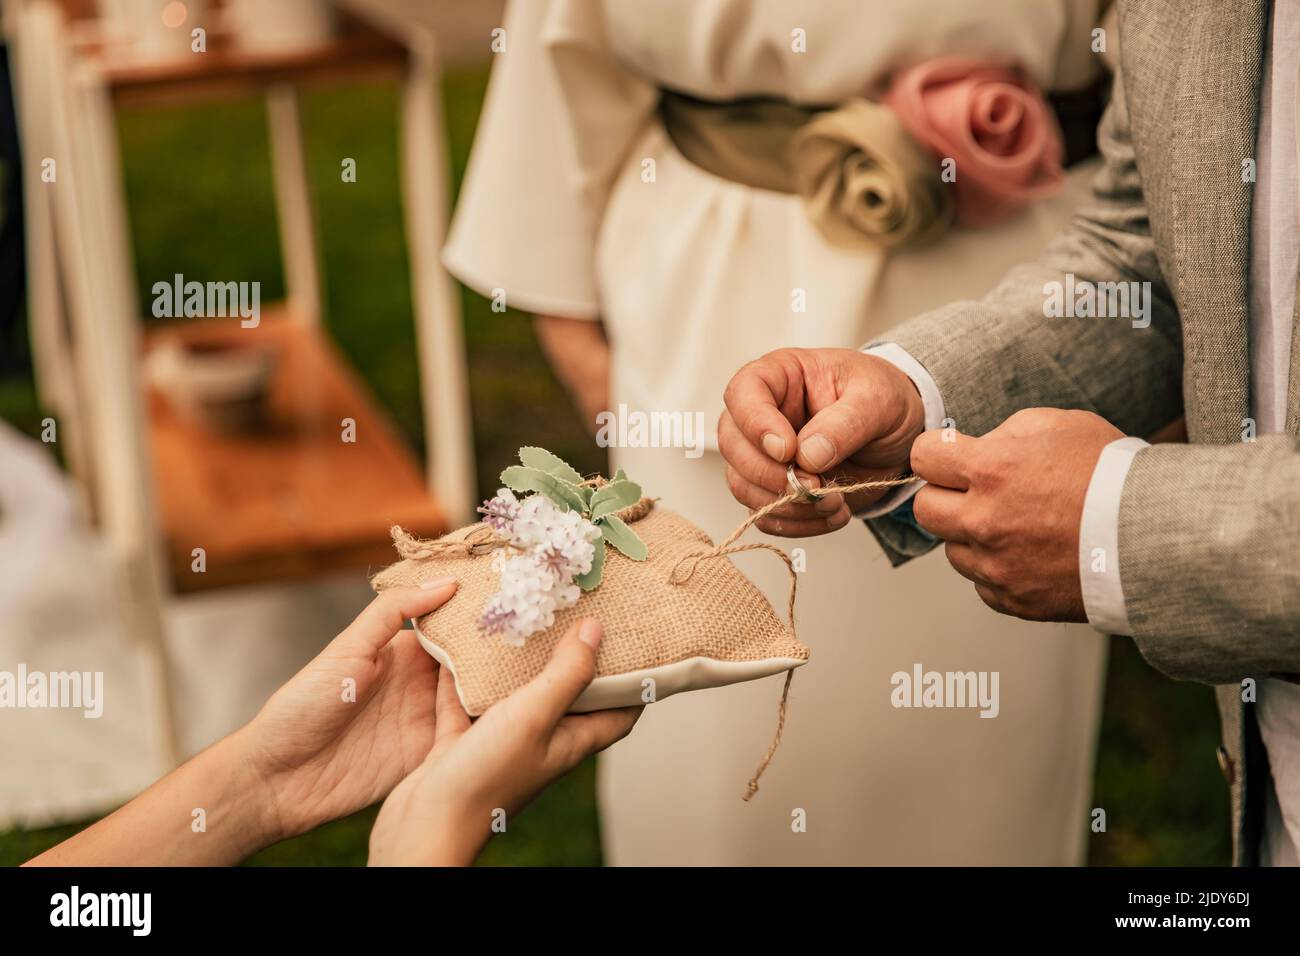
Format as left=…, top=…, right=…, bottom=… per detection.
left=476, top=492, right=601, bottom=645
left=478, top=487, right=522, bottom=535
left=478, top=600, right=516, bottom=638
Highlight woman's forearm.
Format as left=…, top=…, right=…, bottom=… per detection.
left=25, top=728, right=281, bottom=866
left=533, top=314, right=610, bottom=434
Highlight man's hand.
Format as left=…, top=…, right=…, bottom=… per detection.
left=910, top=408, right=1124, bottom=622
left=719, top=348, right=927, bottom=536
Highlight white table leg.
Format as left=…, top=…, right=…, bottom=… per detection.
left=267, top=84, right=322, bottom=326
left=38, top=5, right=181, bottom=770
left=400, top=29, right=475, bottom=524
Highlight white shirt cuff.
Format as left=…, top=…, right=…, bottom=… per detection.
left=1078, top=436, right=1149, bottom=636
left=855, top=343, right=945, bottom=519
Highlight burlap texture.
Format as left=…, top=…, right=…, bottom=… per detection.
left=371, top=505, right=808, bottom=716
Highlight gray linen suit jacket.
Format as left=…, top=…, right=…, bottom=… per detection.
left=866, top=0, right=1300, bottom=865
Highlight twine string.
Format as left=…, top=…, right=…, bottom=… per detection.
left=744, top=670, right=794, bottom=802
left=669, top=474, right=920, bottom=801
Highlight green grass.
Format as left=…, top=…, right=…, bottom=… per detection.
left=0, top=376, right=43, bottom=440
left=0, top=68, right=1228, bottom=866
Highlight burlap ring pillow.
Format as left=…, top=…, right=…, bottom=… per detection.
left=371, top=447, right=813, bottom=798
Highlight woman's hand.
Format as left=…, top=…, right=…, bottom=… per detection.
left=236, top=578, right=461, bottom=843
left=26, top=580, right=461, bottom=866
left=25, top=586, right=638, bottom=868
left=369, top=619, right=640, bottom=866
left=533, top=314, right=610, bottom=434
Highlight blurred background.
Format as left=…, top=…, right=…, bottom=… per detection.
left=0, top=0, right=1227, bottom=865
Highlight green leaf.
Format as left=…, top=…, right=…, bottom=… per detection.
left=599, top=514, right=648, bottom=561
left=612, top=468, right=629, bottom=483
left=499, top=466, right=587, bottom=512
left=589, top=479, right=643, bottom=519
left=517, top=446, right=584, bottom=487
left=575, top=539, right=606, bottom=591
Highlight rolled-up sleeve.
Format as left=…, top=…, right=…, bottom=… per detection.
left=442, top=0, right=659, bottom=318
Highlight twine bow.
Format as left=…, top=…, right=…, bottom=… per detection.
left=392, top=523, right=505, bottom=560
left=670, top=474, right=920, bottom=800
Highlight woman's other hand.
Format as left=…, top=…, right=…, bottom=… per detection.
left=369, top=619, right=641, bottom=866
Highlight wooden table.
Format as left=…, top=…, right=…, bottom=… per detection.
left=145, top=307, right=448, bottom=592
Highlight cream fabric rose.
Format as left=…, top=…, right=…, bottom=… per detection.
left=790, top=98, right=952, bottom=249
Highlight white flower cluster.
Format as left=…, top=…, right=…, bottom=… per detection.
left=478, top=488, right=601, bottom=646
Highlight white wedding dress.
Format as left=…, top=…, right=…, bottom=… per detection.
left=444, top=0, right=1109, bottom=864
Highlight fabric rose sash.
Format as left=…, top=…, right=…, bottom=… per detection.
left=659, top=57, right=1070, bottom=249
left=790, top=99, right=951, bottom=249
left=660, top=91, right=949, bottom=249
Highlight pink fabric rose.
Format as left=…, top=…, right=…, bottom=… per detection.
left=882, top=57, right=1065, bottom=227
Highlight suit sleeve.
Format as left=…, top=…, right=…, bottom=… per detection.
left=866, top=67, right=1184, bottom=561
left=1118, top=435, right=1300, bottom=685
